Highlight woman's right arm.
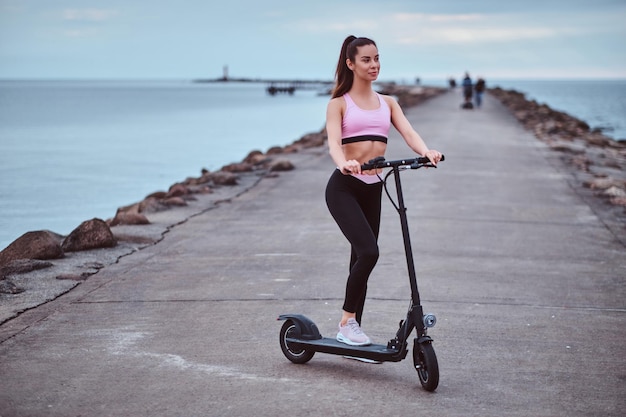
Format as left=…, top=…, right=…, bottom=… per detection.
left=326, top=98, right=361, bottom=174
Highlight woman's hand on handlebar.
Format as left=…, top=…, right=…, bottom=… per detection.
left=340, top=159, right=361, bottom=175
left=424, top=149, right=443, bottom=166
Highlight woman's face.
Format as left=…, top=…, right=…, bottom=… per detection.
left=348, top=44, right=380, bottom=81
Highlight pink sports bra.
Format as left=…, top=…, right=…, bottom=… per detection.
left=341, top=93, right=391, bottom=145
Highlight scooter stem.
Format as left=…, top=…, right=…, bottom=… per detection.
left=392, top=166, right=421, bottom=305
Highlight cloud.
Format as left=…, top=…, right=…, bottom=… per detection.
left=62, top=28, right=99, bottom=38
left=57, top=8, right=120, bottom=38
left=293, top=18, right=380, bottom=34
left=398, top=27, right=558, bottom=45
left=62, top=9, right=118, bottom=22
left=387, top=13, right=561, bottom=45
left=393, top=13, right=483, bottom=23
left=290, top=11, right=570, bottom=46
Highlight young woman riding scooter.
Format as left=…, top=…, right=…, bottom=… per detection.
left=325, top=35, right=443, bottom=346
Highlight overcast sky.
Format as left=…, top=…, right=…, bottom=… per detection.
left=1, top=0, right=625, bottom=81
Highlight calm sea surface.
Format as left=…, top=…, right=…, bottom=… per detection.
left=0, top=80, right=329, bottom=249
left=1, top=79, right=624, bottom=249
left=487, top=79, right=626, bottom=141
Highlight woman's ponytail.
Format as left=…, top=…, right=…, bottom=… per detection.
left=331, top=35, right=376, bottom=98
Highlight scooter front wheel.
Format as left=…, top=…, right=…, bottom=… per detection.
left=413, top=340, right=439, bottom=391
left=279, top=320, right=315, bottom=364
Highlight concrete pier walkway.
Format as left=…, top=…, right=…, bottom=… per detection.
left=1, top=90, right=624, bottom=417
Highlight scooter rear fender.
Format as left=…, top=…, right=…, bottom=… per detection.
left=277, top=314, right=322, bottom=341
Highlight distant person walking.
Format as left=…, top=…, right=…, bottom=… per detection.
left=461, top=72, right=473, bottom=108
left=474, top=77, right=486, bottom=108
left=325, top=35, right=442, bottom=346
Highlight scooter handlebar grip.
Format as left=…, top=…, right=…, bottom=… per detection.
left=417, top=154, right=445, bottom=164
left=360, top=155, right=444, bottom=170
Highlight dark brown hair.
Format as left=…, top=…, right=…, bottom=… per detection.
left=331, top=35, right=377, bottom=98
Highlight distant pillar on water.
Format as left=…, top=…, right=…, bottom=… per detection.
left=222, top=65, right=229, bottom=81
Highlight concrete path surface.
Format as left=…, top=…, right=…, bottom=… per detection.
left=1, top=90, right=624, bottom=417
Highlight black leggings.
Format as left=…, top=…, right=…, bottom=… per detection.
left=325, top=169, right=383, bottom=324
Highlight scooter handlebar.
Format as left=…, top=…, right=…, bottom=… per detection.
left=361, top=155, right=445, bottom=171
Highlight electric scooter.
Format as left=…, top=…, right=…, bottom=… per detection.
left=278, top=155, right=444, bottom=392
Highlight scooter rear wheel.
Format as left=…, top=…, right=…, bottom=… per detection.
left=413, top=340, right=439, bottom=391
left=279, top=320, right=315, bottom=364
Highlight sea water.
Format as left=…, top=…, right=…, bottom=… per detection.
left=0, top=80, right=329, bottom=249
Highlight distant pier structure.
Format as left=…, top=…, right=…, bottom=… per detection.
left=266, top=82, right=296, bottom=95
left=266, top=80, right=332, bottom=96
left=192, top=76, right=332, bottom=96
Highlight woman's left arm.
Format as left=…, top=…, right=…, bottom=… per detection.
left=386, top=96, right=442, bottom=164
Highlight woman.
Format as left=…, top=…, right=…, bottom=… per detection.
left=325, top=35, right=442, bottom=346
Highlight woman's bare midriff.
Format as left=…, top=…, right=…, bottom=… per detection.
left=343, top=141, right=387, bottom=174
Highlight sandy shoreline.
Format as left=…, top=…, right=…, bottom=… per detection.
left=1, top=84, right=624, bottom=325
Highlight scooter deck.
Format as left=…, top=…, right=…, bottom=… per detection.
left=287, top=336, right=407, bottom=363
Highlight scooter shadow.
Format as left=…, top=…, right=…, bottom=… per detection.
left=276, top=355, right=417, bottom=386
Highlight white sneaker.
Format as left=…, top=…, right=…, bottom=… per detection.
left=337, top=318, right=371, bottom=346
